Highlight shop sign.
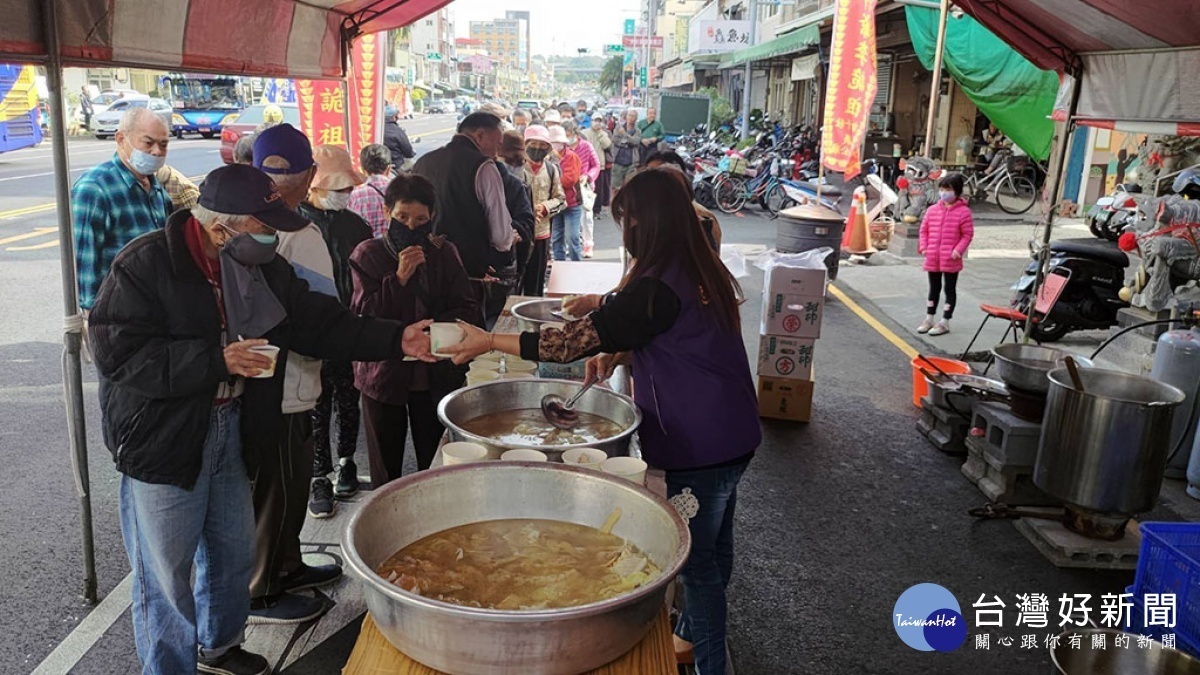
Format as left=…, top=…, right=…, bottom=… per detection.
left=694, top=20, right=752, bottom=54
left=791, top=53, right=819, bottom=81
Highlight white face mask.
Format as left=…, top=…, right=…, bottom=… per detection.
left=128, top=148, right=166, bottom=176
left=317, top=191, right=352, bottom=211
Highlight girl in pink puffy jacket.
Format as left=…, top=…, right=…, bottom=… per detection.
left=918, top=173, right=974, bottom=336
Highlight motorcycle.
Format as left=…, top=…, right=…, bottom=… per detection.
left=1086, top=183, right=1141, bottom=242
left=1011, top=238, right=1131, bottom=342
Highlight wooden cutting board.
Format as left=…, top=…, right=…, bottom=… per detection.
left=343, top=608, right=674, bottom=674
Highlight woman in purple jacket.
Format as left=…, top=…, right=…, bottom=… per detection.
left=446, top=168, right=761, bottom=675
left=349, top=174, right=480, bottom=484
left=917, top=173, right=975, bottom=336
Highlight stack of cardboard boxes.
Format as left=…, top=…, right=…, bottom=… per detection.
left=756, top=263, right=826, bottom=422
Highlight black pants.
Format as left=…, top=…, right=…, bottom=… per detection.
left=311, top=361, right=360, bottom=477
left=594, top=168, right=612, bottom=214
left=361, top=392, right=443, bottom=488
left=249, top=412, right=313, bottom=599
left=521, top=238, right=550, bottom=297
left=927, top=271, right=959, bottom=319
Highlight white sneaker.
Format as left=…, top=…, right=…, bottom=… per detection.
left=917, top=317, right=935, bottom=334
left=929, top=320, right=950, bottom=336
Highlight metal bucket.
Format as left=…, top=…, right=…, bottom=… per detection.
left=1034, top=367, right=1186, bottom=515
left=776, top=204, right=844, bottom=280
left=1052, top=628, right=1200, bottom=674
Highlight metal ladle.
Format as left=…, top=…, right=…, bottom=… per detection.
left=541, top=377, right=600, bottom=430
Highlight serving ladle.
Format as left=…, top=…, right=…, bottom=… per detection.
left=540, top=377, right=600, bottom=429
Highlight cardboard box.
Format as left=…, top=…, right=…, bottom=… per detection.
left=757, top=376, right=813, bottom=422
left=757, top=336, right=816, bottom=380
left=764, top=263, right=827, bottom=298
left=761, top=292, right=825, bottom=338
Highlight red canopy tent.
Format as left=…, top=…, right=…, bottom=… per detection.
left=0, top=0, right=451, bottom=603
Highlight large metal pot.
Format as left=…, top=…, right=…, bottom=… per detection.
left=1052, top=628, right=1200, bottom=674
left=342, top=462, right=691, bottom=675
left=991, top=343, right=1091, bottom=393
left=512, top=299, right=567, bottom=332
left=438, top=379, right=642, bottom=460
left=1035, top=367, right=1186, bottom=515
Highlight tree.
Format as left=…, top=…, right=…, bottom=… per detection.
left=599, top=56, right=624, bottom=97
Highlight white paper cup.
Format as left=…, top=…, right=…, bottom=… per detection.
left=466, top=370, right=501, bottom=386
left=429, top=322, right=465, bottom=357
left=477, top=351, right=504, bottom=363
left=501, top=372, right=535, bottom=380
left=504, top=360, right=538, bottom=374
left=442, top=442, right=489, bottom=466
left=602, top=456, right=647, bottom=485
left=560, top=295, right=581, bottom=320
left=562, top=447, right=607, bottom=471
left=501, top=448, right=548, bottom=462
left=248, top=345, right=280, bottom=379
left=469, top=359, right=502, bottom=372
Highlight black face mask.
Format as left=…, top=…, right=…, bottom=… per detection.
left=526, top=146, right=550, bottom=163
left=388, top=219, right=432, bottom=250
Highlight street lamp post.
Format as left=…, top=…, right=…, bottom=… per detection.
left=739, top=0, right=759, bottom=141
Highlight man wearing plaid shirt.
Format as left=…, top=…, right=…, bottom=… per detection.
left=73, top=107, right=172, bottom=312
left=348, top=143, right=393, bottom=237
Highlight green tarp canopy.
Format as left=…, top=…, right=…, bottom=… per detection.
left=721, top=24, right=820, bottom=69
left=905, top=6, right=1059, bottom=161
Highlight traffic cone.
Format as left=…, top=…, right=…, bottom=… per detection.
left=844, top=188, right=878, bottom=255
left=841, top=195, right=859, bottom=248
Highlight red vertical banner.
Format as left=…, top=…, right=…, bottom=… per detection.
left=821, top=0, right=879, bottom=179
left=295, top=33, right=385, bottom=169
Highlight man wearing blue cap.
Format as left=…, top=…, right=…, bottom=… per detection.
left=247, top=123, right=344, bottom=625
left=384, top=105, right=415, bottom=171
left=88, top=163, right=435, bottom=675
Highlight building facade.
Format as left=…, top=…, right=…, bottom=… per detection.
left=469, top=17, right=528, bottom=72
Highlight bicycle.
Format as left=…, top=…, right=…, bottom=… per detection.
left=712, top=157, right=790, bottom=216
left=962, top=150, right=1038, bottom=214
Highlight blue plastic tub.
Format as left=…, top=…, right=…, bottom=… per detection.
left=1130, top=522, right=1200, bottom=653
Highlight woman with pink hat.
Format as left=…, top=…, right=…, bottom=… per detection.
left=298, top=145, right=373, bottom=516
left=519, top=125, right=565, bottom=295
left=547, top=125, right=583, bottom=262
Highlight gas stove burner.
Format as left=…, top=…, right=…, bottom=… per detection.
left=1063, top=504, right=1130, bottom=541
left=1006, top=386, right=1048, bottom=422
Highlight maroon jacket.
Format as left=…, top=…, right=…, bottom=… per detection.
left=350, top=235, right=480, bottom=405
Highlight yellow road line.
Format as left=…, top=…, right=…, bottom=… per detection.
left=7, top=239, right=60, bottom=252
left=0, top=203, right=56, bottom=219
left=0, top=226, right=56, bottom=246
left=828, top=283, right=920, bottom=360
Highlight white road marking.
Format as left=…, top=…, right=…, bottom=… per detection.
left=0, top=167, right=89, bottom=183
left=29, top=574, right=133, bottom=675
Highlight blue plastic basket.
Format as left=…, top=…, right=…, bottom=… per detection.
left=1125, top=585, right=1200, bottom=657
left=1131, top=522, right=1200, bottom=653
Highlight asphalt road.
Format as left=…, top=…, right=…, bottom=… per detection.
left=4, top=128, right=1138, bottom=673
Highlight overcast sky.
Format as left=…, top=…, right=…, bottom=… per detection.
left=448, top=0, right=645, bottom=57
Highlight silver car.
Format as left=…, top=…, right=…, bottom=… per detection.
left=91, top=97, right=173, bottom=140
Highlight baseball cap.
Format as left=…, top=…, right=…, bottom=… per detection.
left=384, top=105, right=399, bottom=119
left=198, top=164, right=309, bottom=233
left=253, top=123, right=314, bottom=176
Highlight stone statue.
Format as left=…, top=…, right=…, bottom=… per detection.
left=895, top=156, right=940, bottom=223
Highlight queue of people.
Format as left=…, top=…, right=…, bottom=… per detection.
left=73, top=102, right=751, bottom=675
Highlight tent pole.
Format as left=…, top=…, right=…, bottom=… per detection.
left=1023, top=72, right=1082, bottom=342
left=921, top=0, right=949, bottom=156
left=42, top=0, right=98, bottom=604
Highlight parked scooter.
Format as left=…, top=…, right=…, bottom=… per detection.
left=1086, top=183, right=1142, bottom=242
left=1011, top=238, right=1130, bottom=342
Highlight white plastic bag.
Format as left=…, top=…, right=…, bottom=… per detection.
left=719, top=244, right=750, bottom=279
left=754, top=247, right=835, bottom=273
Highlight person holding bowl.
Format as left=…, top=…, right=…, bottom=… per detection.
left=442, top=167, right=761, bottom=675
left=349, top=174, right=480, bottom=482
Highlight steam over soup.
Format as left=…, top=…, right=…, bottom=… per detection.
left=460, top=409, right=622, bottom=446
left=375, top=519, right=661, bottom=610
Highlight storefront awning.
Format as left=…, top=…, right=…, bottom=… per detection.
left=720, top=23, right=820, bottom=69
left=434, top=81, right=455, bottom=92
left=412, top=80, right=433, bottom=92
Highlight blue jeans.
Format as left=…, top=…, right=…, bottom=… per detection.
left=666, top=459, right=750, bottom=675
left=551, top=205, right=583, bottom=261
left=119, top=401, right=255, bottom=673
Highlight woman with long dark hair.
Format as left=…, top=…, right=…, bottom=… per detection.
left=446, top=168, right=761, bottom=675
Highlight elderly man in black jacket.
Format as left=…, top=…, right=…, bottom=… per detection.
left=88, top=164, right=432, bottom=675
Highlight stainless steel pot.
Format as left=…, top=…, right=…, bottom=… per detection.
left=512, top=299, right=567, bottom=332
left=926, top=374, right=1009, bottom=410
left=438, top=379, right=642, bottom=460
left=342, top=462, right=691, bottom=675
left=1035, top=367, right=1186, bottom=515
left=991, top=343, right=1094, bottom=393
left=1052, top=628, right=1200, bottom=674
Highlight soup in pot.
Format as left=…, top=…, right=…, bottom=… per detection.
left=460, top=408, right=622, bottom=446
left=375, top=518, right=661, bottom=610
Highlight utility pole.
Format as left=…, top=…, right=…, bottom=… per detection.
left=922, top=0, right=950, bottom=156
left=739, top=0, right=759, bottom=140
